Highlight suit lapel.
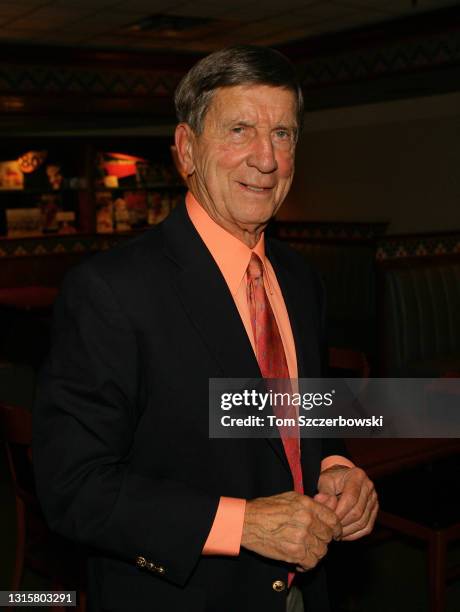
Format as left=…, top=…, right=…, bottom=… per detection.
left=162, top=204, right=260, bottom=379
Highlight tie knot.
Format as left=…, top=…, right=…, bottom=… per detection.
left=247, top=253, right=263, bottom=280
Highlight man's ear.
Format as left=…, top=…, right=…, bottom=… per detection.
left=174, top=123, right=196, bottom=177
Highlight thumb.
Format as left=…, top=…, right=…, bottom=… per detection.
left=314, top=492, right=338, bottom=511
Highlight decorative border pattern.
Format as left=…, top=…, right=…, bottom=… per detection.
left=2, top=227, right=460, bottom=261
left=376, top=233, right=460, bottom=260
left=298, top=31, right=460, bottom=88
left=0, top=65, right=181, bottom=97
left=0, top=232, right=135, bottom=258
left=274, top=221, right=388, bottom=241
left=276, top=223, right=460, bottom=260
left=1, top=29, right=460, bottom=97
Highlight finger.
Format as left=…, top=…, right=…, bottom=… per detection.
left=309, top=537, right=328, bottom=561
left=340, top=483, right=368, bottom=527
left=316, top=472, right=339, bottom=497
left=299, top=537, right=328, bottom=569
left=336, top=475, right=369, bottom=523
left=309, top=518, right=335, bottom=543
left=299, top=547, right=319, bottom=571
left=330, top=518, right=342, bottom=540
left=314, top=492, right=338, bottom=511
left=298, top=495, right=337, bottom=526
left=297, top=496, right=342, bottom=540
left=340, top=488, right=377, bottom=537
left=315, top=505, right=342, bottom=540
left=341, top=500, right=379, bottom=541
left=341, top=493, right=378, bottom=539
left=334, top=475, right=363, bottom=520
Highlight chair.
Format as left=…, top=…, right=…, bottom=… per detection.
left=347, top=434, right=460, bottom=612
left=0, top=402, right=86, bottom=612
left=0, top=292, right=54, bottom=370
left=330, top=349, right=460, bottom=611
left=376, top=453, right=460, bottom=612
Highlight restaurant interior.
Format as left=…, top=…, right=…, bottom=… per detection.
left=1, top=0, right=460, bottom=610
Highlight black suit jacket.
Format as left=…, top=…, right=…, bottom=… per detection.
left=33, top=203, right=338, bottom=612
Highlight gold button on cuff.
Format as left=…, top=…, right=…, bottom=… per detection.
left=272, top=580, right=286, bottom=593
left=135, top=556, right=165, bottom=575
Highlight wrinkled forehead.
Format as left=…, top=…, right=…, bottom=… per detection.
left=202, top=84, right=298, bottom=129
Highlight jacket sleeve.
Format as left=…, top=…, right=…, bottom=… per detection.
left=32, top=262, right=219, bottom=586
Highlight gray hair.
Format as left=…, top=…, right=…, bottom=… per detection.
left=174, top=45, right=304, bottom=135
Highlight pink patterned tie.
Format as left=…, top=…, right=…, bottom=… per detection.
left=246, top=253, right=303, bottom=494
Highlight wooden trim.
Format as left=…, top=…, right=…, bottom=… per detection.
left=382, top=229, right=460, bottom=241
left=0, top=43, right=203, bottom=70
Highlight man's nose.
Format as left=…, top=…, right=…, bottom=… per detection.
left=246, top=134, right=278, bottom=173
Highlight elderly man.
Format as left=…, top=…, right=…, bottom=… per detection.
left=33, top=46, right=378, bottom=612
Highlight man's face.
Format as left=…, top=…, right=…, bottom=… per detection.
left=179, top=84, right=298, bottom=244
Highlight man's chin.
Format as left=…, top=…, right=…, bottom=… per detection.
left=235, top=218, right=272, bottom=238
left=235, top=203, right=278, bottom=224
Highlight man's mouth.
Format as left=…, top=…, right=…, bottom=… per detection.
left=238, top=182, right=273, bottom=193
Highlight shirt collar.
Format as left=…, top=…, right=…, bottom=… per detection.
left=185, top=191, right=270, bottom=296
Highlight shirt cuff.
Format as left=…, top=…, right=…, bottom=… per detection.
left=202, top=497, right=246, bottom=556
left=321, top=455, right=355, bottom=471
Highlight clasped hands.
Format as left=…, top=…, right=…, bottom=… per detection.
left=241, top=466, right=378, bottom=571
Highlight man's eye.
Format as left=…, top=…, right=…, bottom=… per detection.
left=231, top=126, right=245, bottom=135
left=275, top=129, right=290, bottom=139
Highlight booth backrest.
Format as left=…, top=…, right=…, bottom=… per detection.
left=289, top=241, right=377, bottom=356
left=379, top=256, right=460, bottom=376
